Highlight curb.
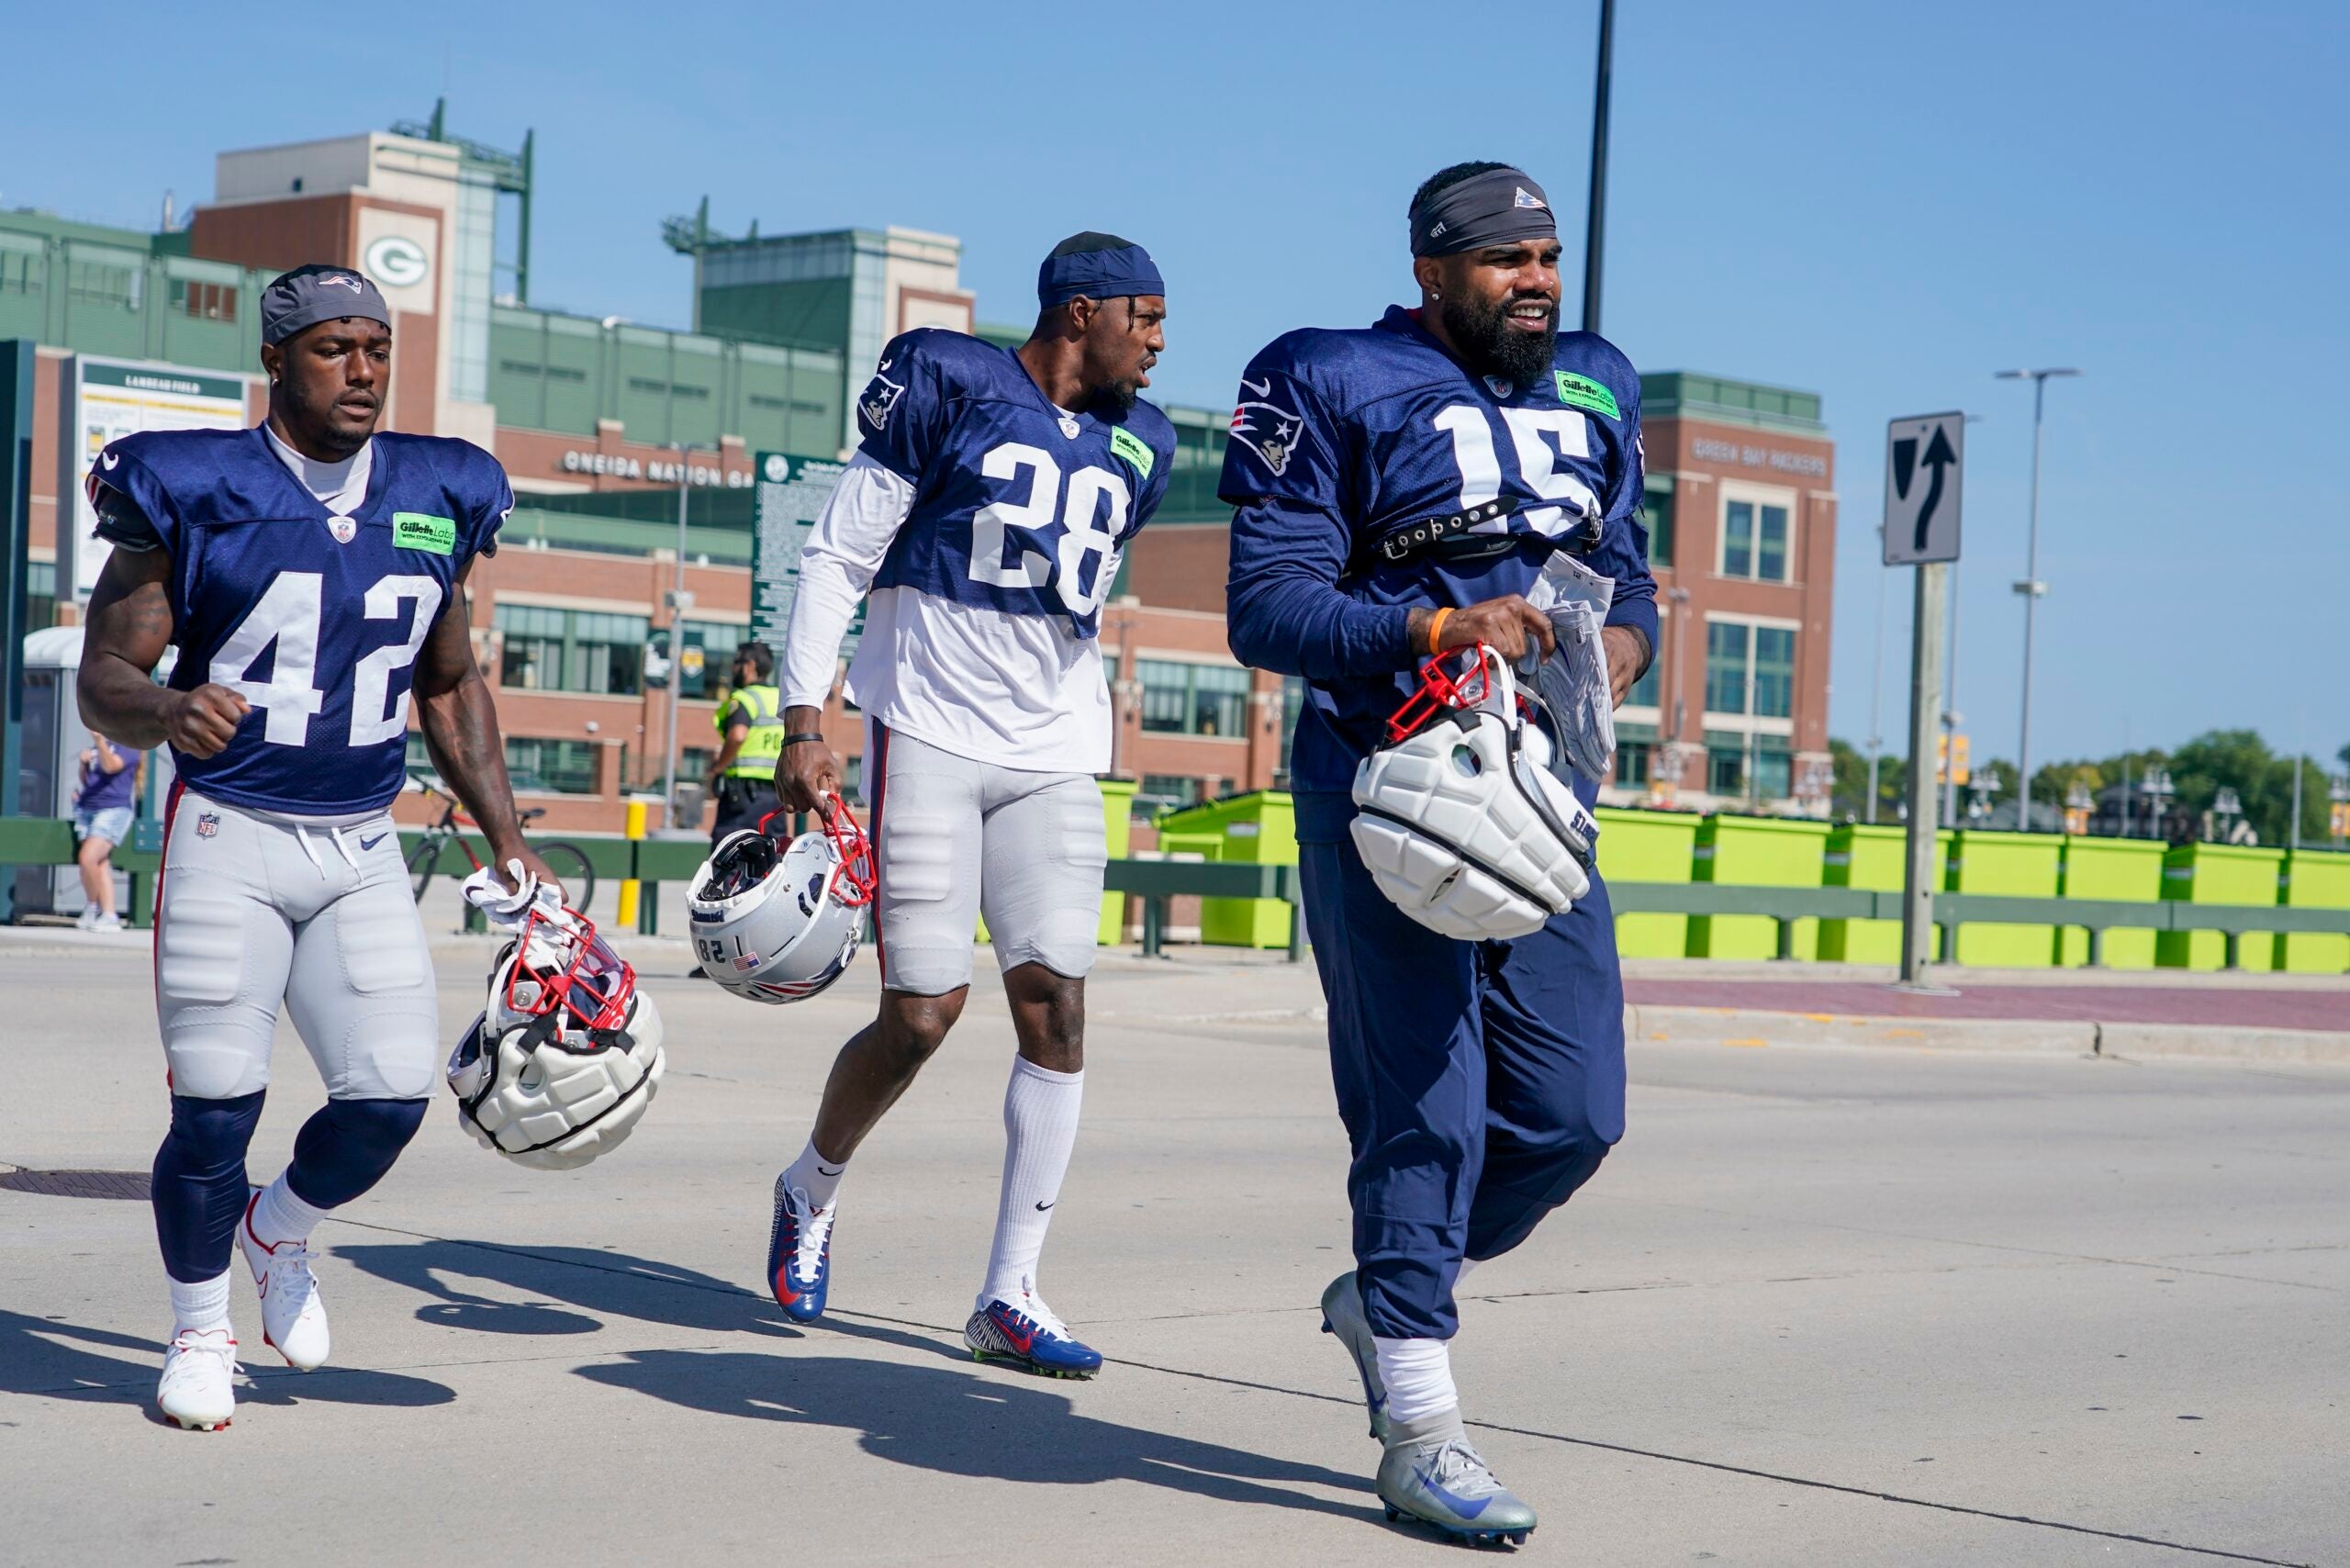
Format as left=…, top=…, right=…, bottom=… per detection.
left=1626, top=1004, right=2350, bottom=1063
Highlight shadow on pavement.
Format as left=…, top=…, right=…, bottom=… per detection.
left=0, top=1308, right=454, bottom=1411
left=335, top=1239, right=800, bottom=1338
left=578, top=1349, right=1370, bottom=1519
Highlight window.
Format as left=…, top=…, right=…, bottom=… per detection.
left=1642, top=485, right=1673, bottom=566
left=1720, top=496, right=1791, bottom=582
left=26, top=558, right=55, bottom=633
left=1626, top=654, right=1660, bottom=711
left=1752, top=627, right=1795, bottom=720
left=1704, top=620, right=1796, bottom=720
left=679, top=619, right=745, bottom=700
left=1708, top=740, right=1746, bottom=795
left=1705, top=622, right=1751, bottom=715
left=1615, top=744, right=1651, bottom=788
left=496, top=603, right=649, bottom=695
left=505, top=737, right=599, bottom=794
left=1754, top=738, right=1792, bottom=801
left=1137, top=659, right=1250, bottom=737
left=172, top=279, right=238, bottom=322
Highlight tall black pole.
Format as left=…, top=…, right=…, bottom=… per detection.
left=1581, top=0, right=1616, bottom=333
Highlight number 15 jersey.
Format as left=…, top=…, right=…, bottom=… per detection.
left=92, top=427, right=511, bottom=816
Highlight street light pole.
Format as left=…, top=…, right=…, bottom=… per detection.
left=1580, top=0, right=1615, bottom=334
left=1997, top=366, right=2080, bottom=832
left=659, top=444, right=702, bottom=829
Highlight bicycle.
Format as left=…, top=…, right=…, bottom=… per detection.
left=406, top=778, right=597, bottom=913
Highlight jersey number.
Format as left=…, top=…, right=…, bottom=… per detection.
left=968, top=442, right=1129, bottom=619
left=209, top=572, right=444, bottom=747
left=1433, top=405, right=1601, bottom=536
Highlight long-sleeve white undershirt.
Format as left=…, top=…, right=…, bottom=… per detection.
left=780, top=451, right=1114, bottom=774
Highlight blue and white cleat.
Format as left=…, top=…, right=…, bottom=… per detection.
left=964, top=1294, right=1102, bottom=1379
left=1376, top=1412, right=1537, bottom=1547
left=1320, top=1270, right=1390, bottom=1441
left=766, top=1173, right=834, bottom=1323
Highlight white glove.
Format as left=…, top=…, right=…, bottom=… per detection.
left=462, top=858, right=562, bottom=930
left=1530, top=551, right=1618, bottom=783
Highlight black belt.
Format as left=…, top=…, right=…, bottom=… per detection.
left=1344, top=498, right=1602, bottom=582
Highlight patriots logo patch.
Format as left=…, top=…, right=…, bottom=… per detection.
left=1230, top=399, right=1305, bottom=477
left=1515, top=186, right=1548, bottom=210
left=858, top=372, right=905, bottom=431
left=319, top=272, right=366, bottom=293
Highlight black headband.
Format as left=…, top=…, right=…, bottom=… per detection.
left=1409, top=167, right=1558, bottom=258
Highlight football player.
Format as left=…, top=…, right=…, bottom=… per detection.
left=77, top=265, right=554, bottom=1430
left=1222, top=163, right=1657, bottom=1540
left=770, top=234, right=1172, bottom=1377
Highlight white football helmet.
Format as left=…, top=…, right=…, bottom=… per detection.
left=446, top=905, right=666, bottom=1170
left=1350, top=644, right=1595, bottom=941
left=687, top=798, right=876, bottom=1003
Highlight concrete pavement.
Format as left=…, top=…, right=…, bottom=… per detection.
left=3, top=941, right=2345, bottom=1567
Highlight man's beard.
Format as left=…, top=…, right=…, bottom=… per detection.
left=1087, top=379, right=1140, bottom=416
left=1438, top=292, right=1558, bottom=389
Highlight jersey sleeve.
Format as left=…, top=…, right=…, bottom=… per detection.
left=853, top=330, right=958, bottom=484
left=1215, top=340, right=1346, bottom=517
left=1115, top=411, right=1178, bottom=540
left=462, top=444, right=515, bottom=561
left=86, top=440, right=183, bottom=557
left=1586, top=369, right=1659, bottom=659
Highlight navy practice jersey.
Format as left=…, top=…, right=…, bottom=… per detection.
left=92, top=427, right=511, bottom=815
left=856, top=329, right=1175, bottom=637
left=1221, top=305, right=1658, bottom=812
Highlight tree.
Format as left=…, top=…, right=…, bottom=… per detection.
left=1828, top=738, right=1904, bottom=823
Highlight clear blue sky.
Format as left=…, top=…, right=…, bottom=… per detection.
left=6, top=0, right=2344, bottom=767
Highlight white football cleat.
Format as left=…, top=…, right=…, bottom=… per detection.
left=156, top=1328, right=238, bottom=1431
left=240, top=1195, right=330, bottom=1371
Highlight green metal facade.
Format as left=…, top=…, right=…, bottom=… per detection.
left=0, top=211, right=265, bottom=373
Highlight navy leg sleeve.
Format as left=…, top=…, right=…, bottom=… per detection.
left=1464, top=872, right=1628, bottom=1262
left=285, top=1096, right=430, bottom=1210
left=1301, top=837, right=1486, bottom=1343
left=152, top=1090, right=266, bottom=1282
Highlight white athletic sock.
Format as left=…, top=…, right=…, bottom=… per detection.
left=1374, top=1335, right=1459, bottom=1427
left=979, top=1057, right=1083, bottom=1309
left=170, top=1271, right=233, bottom=1336
left=247, top=1172, right=330, bottom=1250
left=781, top=1137, right=847, bottom=1212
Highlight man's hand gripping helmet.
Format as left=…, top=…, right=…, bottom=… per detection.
left=1349, top=643, right=1596, bottom=940
left=445, top=905, right=666, bottom=1170
left=687, top=797, right=877, bottom=1003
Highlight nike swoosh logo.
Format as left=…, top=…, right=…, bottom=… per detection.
left=818, top=1165, right=845, bottom=1177
left=1034, top=1200, right=1055, bottom=1212
left=1415, top=1464, right=1493, bottom=1519
left=102, top=452, right=120, bottom=469
left=359, top=833, right=388, bottom=850
left=1238, top=375, right=1271, bottom=398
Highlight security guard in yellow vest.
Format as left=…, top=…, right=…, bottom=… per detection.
left=704, top=641, right=787, bottom=845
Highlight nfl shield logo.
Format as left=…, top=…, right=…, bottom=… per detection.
left=196, top=812, right=220, bottom=839
left=328, top=515, right=358, bottom=543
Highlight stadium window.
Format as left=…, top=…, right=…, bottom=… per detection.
left=679, top=619, right=744, bottom=700
left=494, top=603, right=649, bottom=696
left=1138, top=659, right=1251, bottom=737
left=1642, top=486, right=1673, bottom=566
left=1720, top=491, right=1793, bottom=582
left=1137, top=774, right=1202, bottom=815
left=1754, top=739, right=1793, bottom=801
left=1615, top=743, right=1651, bottom=788
left=26, top=558, right=55, bottom=632
left=172, top=279, right=236, bottom=322
left=1704, top=622, right=1751, bottom=715
left=1752, top=627, right=1796, bottom=720
left=1626, top=655, right=1661, bottom=711
left=1707, top=739, right=1746, bottom=795
left=504, top=737, right=599, bottom=795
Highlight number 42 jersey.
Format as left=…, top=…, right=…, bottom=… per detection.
left=92, top=427, right=511, bottom=816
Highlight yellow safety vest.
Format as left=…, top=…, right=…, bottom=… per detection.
left=715, top=684, right=787, bottom=776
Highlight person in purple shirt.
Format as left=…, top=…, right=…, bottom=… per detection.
left=73, top=731, right=143, bottom=932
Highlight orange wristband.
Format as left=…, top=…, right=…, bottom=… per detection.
left=1426, top=607, right=1453, bottom=656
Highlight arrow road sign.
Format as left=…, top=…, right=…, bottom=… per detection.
left=1883, top=411, right=1964, bottom=566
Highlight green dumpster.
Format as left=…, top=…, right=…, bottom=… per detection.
left=2157, top=842, right=2285, bottom=971
left=1946, top=831, right=2061, bottom=967
left=1685, top=814, right=1832, bottom=960
left=1595, top=806, right=1701, bottom=958
left=2278, top=846, right=2350, bottom=974
left=1818, top=824, right=1953, bottom=964
left=1097, top=778, right=1139, bottom=945
left=1151, top=791, right=1295, bottom=948
left=2056, top=836, right=2165, bottom=969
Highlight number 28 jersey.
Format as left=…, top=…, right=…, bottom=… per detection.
left=856, top=329, right=1175, bottom=638
left=93, top=427, right=510, bottom=816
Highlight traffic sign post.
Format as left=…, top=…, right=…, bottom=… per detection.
left=1886, top=413, right=1965, bottom=988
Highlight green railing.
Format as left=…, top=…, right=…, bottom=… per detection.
left=5, top=819, right=2344, bottom=973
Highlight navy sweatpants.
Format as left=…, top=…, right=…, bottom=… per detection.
left=1300, top=825, right=1627, bottom=1342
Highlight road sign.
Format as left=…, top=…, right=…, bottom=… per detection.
left=1882, top=411, right=1964, bottom=566
left=1935, top=732, right=1970, bottom=786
